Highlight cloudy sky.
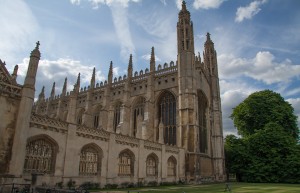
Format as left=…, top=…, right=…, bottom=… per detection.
left=1, top=0, right=300, bottom=135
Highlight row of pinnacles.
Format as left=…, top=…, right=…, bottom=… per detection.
left=33, top=46, right=212, bottom=105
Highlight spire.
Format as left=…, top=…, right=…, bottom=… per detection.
left=90, top=67, right=96, bottom=89
left=73, top=73, right=81, bottom=93
left=62, top=77, right=67, bottom=96
left=11, top=65, right=18, bottom=81
left=108, top=61, right=113, bottom=84
left=51, top=82, right=55, bottom=98
left=38, top=86, right=45, bottom=101
left=150, top=47, right=155, bottom=72
left=128, top=55, right=133, bottom=79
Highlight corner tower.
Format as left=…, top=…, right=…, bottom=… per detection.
left=177, top=1, right=197, bottom=150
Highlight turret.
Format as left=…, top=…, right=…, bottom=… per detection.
left=177, top=1, right=194, bottom=54
left=24, top=41, right=40, bottom=88
left=204, top=32, right=218, bottom=76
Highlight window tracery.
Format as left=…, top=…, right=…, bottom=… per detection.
left=79, top=146, right=101, bottom=176
left=146, top=155, right=157, bottom=176
left=158, top=91, right=176, bottom=145
left=198, top=91, right=208, bottom=153
left=118, top=151, right=134, bottom=176
left=23, top=138, right=56, bottom=174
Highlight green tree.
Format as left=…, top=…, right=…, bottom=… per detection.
left=224, top=135, right=249, bottom=181
left=244, top=122, right=298, bottom=182
left=230, top=90, right=298, bottom=139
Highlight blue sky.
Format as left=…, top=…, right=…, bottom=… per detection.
left=1, top=0, right=300, bottom=135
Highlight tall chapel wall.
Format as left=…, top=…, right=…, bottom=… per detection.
left=0, top=95, right=20, bottom=174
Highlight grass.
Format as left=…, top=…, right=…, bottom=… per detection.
left=98, top=183, right=300, bottom=193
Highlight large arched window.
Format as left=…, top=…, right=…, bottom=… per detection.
left=23, top=136, right=57, bottom=174
left=146, top=153, right=158, bottom=176
left=158, top=91, right=176, bottom=145
left=113, top=102, right=122, bottom=132
left=118, top=149, right=135, bottom=176
left=133, top=97, right=145, bottom=136
left=167, top=156, right=177, bottom=176
left=198, top=91, right=208, bottom=153
left=79, top=144, right=102, bottom=176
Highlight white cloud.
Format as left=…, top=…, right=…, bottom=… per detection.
left=0, top=0, right=39, bottom=66
left=218, top=51, right=300, bottom=85
left=17, top=58, right=105, bottom=97
left=220, top=80, right=258, bottom=135
left=70, top=0, right=139, bottom=62
left=176, top=0, right=183, bottom=10
left=235, top=0, right=267, bottom=23
left=131, top=8, right=177, bottom=63
left=70, top=0, right=81, bottom=5
left=193, top=0, right=225, bottom=10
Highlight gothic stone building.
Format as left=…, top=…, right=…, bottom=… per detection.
left=0, top=2, right=225, bottom=187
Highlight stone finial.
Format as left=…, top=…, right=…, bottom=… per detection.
left=151, top=47, right=155, bottom=63
left=30, top=41, right=41, bottom=58
left=108, top=61, right=113, bottom=84
left=51, top=82, right=56, bottom=98
left=128, top=54, right=133, bottom=69
left=35, top=41, right=40, bottom=50
left=90, top=67, right=96, bottom=88
left=73, top=73, right=81, bottom=93
left=11, top=65, right=18, bottom=81
left=39, top=86, right=45, bottom=100
left=62, top=77, right=67, bottom=96
left=182, top=0, right=187, bottom=11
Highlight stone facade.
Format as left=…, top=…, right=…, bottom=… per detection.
left=0, top=1, right=225, bottom=188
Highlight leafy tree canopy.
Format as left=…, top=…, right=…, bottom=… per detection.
left=230, top=90, right=299, bottom=139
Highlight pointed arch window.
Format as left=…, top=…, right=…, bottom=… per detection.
left=146, top=154, right=158, bottom=176
left=93, top=106, right=101, bottom=129
left=158, top=91, right=177, bottom=145
left=77, top=110, right=84, bottom=125
left=113, top=102, right=121, bottom=132
left=79, top=145, right=101, bottom=176
left=118, top=150, right=134, bottom=176
left=198, top=91, right=208, bottom=153
left=133, top=97, right=145, bottom=136
left=167, top=157, right=176, bottom=176
left=23, top=137, right=57, bottom=174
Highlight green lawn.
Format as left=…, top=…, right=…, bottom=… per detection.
left=110, top=183, right=300, bottom=193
